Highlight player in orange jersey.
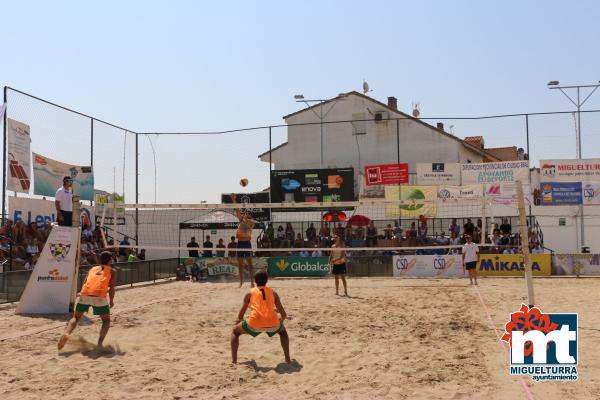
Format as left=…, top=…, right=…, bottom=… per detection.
left=230, top=270, right=291, bottom=364
left=58, top=251, right=116, bottom=350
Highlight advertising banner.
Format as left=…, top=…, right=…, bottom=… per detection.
left=484, top=182, right=531, bottom=205
left=437, top=185, right=483, bottom=199
left=416, top=163, right=461, bottom=185
left=539, top=182, right=582, bottom=206
left=16, top=226, right=81, bottom=314
left=9, top=196, right=93, bottom=229
left=552, top=254, right=600, bottom=276
left=384, top=185, right=437, bottom=218
left=7, top=118, right=32, bottom=193
left=582, top=182, right=600, bottom=205
left=270, top=168, right=354, bottom=203
left=392, top=255, right=464, bottom=277
left=364, top=163, right=408, bottom=186
left=33, top=153, right=94, bottom=201
left=461, top=161, right=530, bottom=184
left=94, top=191, right=125, bottom=225
left=221, top=191, right=271, bottom=222
left=540, top=159, right=600, bottom=182
left=267, top=256, right=331, bottom=277
left=477, top=254, right=551, bottom=276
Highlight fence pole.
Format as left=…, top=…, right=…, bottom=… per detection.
left=135, top=133, right=139, bottom=247
left=2, top=87, right=7, bottom=221
left=269, top=127, right=272, bottom=175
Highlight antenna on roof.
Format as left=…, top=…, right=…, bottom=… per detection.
left=362, top=80, right=372, bottom=94
left=412, top=102, right=420, bottom=118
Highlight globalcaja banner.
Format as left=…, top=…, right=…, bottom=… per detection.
left=416, top=163, right=461, bottom=185
left=33, top=153, right=94, bottom=201
left=582, top=182, right=600, bottom=205
left=437, top=185, right=483, bottom=199
left=392, top=255, right=464, bottom=277
left=267, top=256, right=331, bottom=277
left=7, top=118, right=32, bottom=194
left=270, top=168, right=354, bottom=203
left=461, top=161, right=530, bottom=184
left=364, top=163, right=408, bottom=186
left=540, top=159, right=600, bottom=182
left=9, top=196, right=94, bottom=229
left=221, top=191, right=271, bottom=222
left=384, top=185, right=437, bottom=218
left=552, top=254, right=600, bottom=276
left=539, top=182, right=582, bottom=206
left=477, top=254, right=551, bottom=276
left=94, top=191, right=125, bottom=225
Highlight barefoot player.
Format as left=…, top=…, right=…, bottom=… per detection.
left=329, top=235, right=348, bottom=296
left=231, top=194, right=256, bottom=288
left=230, top=270, right=291, bottom=364
left=58, top=251, right=116, bottom=350
left=462, top=234, right=480, bottom=285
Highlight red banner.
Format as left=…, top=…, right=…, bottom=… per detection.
left=364, top=163, right=409, bottom=186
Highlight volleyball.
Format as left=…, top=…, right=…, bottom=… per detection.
left=240, top=178, right=248, bottom=187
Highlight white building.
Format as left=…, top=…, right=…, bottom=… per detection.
left=259, top=91, right=515, bottom=192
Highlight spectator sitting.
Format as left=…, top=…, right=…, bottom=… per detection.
left=311, top=245, right=323, bottom=257
left=187, top=236, right=200, bottom=258
left=216, top=238, right=226, bottom=257
left=82, top=224, right=93, bottom=240
left=266, top=223, right=275, bottom=242
left=203, top=235, right=214, bottom=257
left=393, top=221, right=403, bottom=239
left=383, top=224, right=393, bottom=240
left=406, top=222, right=417, bottom=238
left=319, top=223, right=330, bottom=240
left=25, top=237, right=40, bottom=268
left=306, top=223, right=317, bottom=242
left=463, top=218, right=475, bottom=237
left=492, top=229, right=501, bottom=246
left=449, top=232, right=460, bottom=246
left=531, top=242, right=544, bottom=254
left=176, top=264, right=188, bottom=281
left=299, top=249, right=310, bottom=257
left=448, top=218, right=460, bottom=238
left=128, top=251, right=137, bottom=263
left=119, top=236, right=131, bottom=262
left=366, top=221, right=378, bottom=247
left=503, top=247, right=514, bottom=255
left=335, top=223, right=344, bottom=239
left=285, top=223, right=295, bottom=242
left=276, top=225, right=285, bottom=244
left=293, top=233, right=304, bottom=249
left=500, top=218, right=512, bottom=235
left=344, top=222, right=353, bottom=246
left=353, top=225, right=364, bottom=240
left=138, top=248, right=146, bottom=261
left=437, top=231, right=449, bottom=245
left=227, top=236, right=237, bottom=258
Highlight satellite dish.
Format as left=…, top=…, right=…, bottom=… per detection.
left=412, top=102, right=420, bottom=118
left=363, top=80, right=370, bottom=94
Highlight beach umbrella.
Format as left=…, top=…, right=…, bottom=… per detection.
left=348, top=214, right=370, bottom=226
left=322, top=211, right=347, bottom=222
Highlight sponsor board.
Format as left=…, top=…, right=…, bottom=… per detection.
left=539, top=182, right=582, bottom=206
left=33, top=153, right=94, bottom=201
left=540, top=159, right=600, bottom=182
left=384, top=185, right=437, bottom=218
left=270, top=168, right=354, bottom=204
left=393, top=255, right=464, bottom=277
left=182, top=257, right=268, bottom=277
left=221, top=192, right=271, bottom=222
left=461, top=161, right=530, bottom=184
left=16, top=226, right=81, bottom=314
left=582, top=182, right=600, bottom=205
left=552, top=254, right=600, bottom=276
left=7, top=118, right=32, bottom=193
left=416, top=163, right=461, bottom=185
left=94, top=191, right=125, bottom=225
left=484, top=182, right=532, bottom=205
left=437, top=185, right=483, bottom=199
left=477, top=254, right=551, bottom=276
left=267, top=257, right=330, bottom=277
left=9, top=196, right=93, bottom=229
left=501, top=304, right=578, bottom=381
left=364, top=163, right=409, bottom=186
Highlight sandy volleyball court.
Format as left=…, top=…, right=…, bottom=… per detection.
left=0, top=277, right=599, bottom=399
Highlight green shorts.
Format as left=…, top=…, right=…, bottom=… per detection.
left=75, top=296, right=110, bottom=316
left=241, top=319, right=284, bottom=337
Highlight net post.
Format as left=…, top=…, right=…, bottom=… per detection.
left=2, top=86, right=7, bottom=221
left=516, top=180, right=535, bottom=307
left=480, top=196, right=487, bottom=246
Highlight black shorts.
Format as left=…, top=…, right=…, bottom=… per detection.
left=59, top=211, right=73, bottom=226
left=465, top=261, right=477, bottom=270
left=237, top=240, right=252, bottom=258
left=332, top=263, right=347, bottom=275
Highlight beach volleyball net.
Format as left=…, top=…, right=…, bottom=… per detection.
left=98, top=195, right=538, bottom=259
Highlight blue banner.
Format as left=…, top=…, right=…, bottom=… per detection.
left=540, top=182, right=582, bottom=205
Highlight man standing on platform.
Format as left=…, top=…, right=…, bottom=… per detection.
left=55, top=176, right=73, bottom=227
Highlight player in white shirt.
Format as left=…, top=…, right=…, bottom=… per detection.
left=462, top=234, right=480, bottom=285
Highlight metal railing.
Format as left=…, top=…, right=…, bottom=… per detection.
left=0, top=258, right=178, bottom=305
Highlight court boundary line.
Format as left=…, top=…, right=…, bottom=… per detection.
left=474, top=286, right=535, bottom=400
left=0, top=293, right=199, bottom=342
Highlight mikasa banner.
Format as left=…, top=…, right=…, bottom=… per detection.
left=16, top=226, right=81, bottom=314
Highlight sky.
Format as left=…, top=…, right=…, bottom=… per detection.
left=1, top=0, right=600, bottom=204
